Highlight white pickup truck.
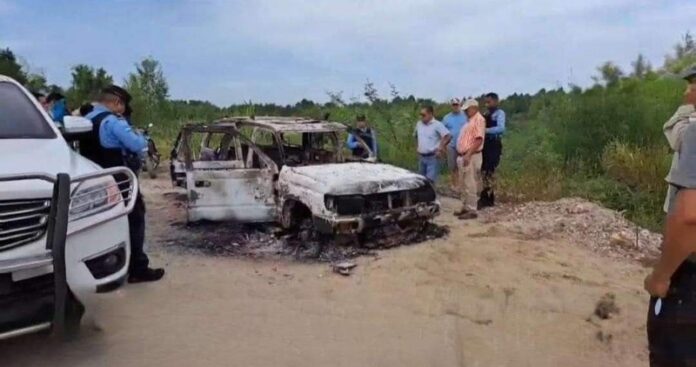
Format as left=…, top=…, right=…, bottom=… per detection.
left=0, top=75, right=136, bottom=339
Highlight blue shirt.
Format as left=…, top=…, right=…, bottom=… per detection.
left=442, top=112, right=468, bottom=148
left=85, top=104, right=147, bottom=154
left=486, top=109, right=506, bottom=135
left=50, top=99, right=70, bottom=124
left=414, top=119, right=450, bottom=154
left=346, top=128, right=378, bottom=156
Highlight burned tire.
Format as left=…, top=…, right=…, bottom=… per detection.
left=144, top=156, right=157, bottom=179
left=280, top=200, right=311, bottom=230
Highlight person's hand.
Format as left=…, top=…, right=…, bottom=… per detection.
left=435, top=147, right=445, bottom=158
left=684, top=85, right=696, bottom=106
left=644, top=272, right=670, bottom=298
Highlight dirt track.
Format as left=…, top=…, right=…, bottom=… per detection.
left=1, top=173, right=651, bottom=367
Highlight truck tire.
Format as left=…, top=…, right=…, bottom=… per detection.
left=281, top=200, right=310, bottom=230
left=144, top=156, right=157, bottom=179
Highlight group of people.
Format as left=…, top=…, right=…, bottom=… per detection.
left=36, top=85, right=165, bottom=284
left=415, top=93, right=505, bottom=219
left=345, top=94, right=506, bottom=219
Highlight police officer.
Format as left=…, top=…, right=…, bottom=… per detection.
left=479, top=92, right=506, bottom=208
left=83, top=85, right=165, bottom=283
left=346, top=114, right=378, bottom=159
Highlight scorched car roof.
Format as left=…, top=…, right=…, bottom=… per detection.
left=186, top=116, right=348, bottom=133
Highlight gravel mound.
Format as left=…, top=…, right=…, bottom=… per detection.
left=480, top=198, right=662, bottom=263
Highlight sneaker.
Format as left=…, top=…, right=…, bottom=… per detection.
left=128, top=268, right=165, bottom=283
left=457, top=211, right=478, bottom=220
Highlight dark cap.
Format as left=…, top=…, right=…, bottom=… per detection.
left=356, top=114, right=367, bottom=121
left=681, top=65, right=696, bottom=81
left=101, top=85, right=132, bottom=103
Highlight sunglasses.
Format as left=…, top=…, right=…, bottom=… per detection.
left=452, top=103, right=460, bottom=106
left=419, top=113, right=427, bottom=117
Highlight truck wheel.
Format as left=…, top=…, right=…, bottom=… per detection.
left=281, top=200, right=310, bottom=230
left=144, top=157, right=157, bottom=179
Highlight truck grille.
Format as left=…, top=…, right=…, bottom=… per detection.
left=0, top=199, right=50, bottom=252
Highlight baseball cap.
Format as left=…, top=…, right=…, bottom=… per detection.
left=681, top=65, right=696, bottom=81
left=101, top=85, right=132, bottom=104
left=462, top=98, right=479, bottom=110
left=450, top=97, right=461, bottom=105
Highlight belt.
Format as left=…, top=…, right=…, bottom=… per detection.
left=485, top=134, right=502, bottom=140
left=419, top=152, right=436, bottom=157
left=458, top=151, right=483, bottom=156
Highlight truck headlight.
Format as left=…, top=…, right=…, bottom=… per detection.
left=69, top=180, right=121, bottom=220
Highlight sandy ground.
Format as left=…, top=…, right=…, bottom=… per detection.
left=1, top=173, right=651, bottom=367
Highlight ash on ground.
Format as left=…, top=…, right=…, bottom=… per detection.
left=480, top=198, right=662, bottom=263
left=163, top=220, right=448, bottom=263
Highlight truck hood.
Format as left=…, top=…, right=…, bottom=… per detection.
left=0, top=139, right=101, bottom=200
left=282, top=162, right=429, bottom=195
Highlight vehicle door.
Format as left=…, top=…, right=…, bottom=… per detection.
left=183, top=126, right=277, bottom=223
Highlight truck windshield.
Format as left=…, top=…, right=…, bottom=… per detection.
left=0, top=82, right=56, bottom=139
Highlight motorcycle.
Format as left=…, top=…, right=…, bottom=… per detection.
left=142, top=123, right=160, bottom=179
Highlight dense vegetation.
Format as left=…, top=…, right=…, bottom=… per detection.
left=2, top=33, right=695, bottom=230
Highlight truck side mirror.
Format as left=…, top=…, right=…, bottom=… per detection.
left=62, top=116, right=93, bottom=134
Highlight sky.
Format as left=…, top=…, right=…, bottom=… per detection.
left=0, top=0, right=694, bottom=106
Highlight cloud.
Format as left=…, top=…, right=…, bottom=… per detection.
left=0, top=0, right=692, bottom=105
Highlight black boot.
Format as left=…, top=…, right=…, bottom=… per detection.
left=129, top=268, right=165, bottom=283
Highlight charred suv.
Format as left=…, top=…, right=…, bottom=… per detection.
left=170, top=117, right=440, bottom=234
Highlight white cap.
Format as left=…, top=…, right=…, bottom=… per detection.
left=462, top=98, right=479, bottom=110
left=450, top=97, right=461, bottom=105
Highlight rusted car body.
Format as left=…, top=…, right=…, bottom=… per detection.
left=170, top=117, right=440, bottom=234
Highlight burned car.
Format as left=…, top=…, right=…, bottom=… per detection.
left=170, top=117, right=440, bottom=234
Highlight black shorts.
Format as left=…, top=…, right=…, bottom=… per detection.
left=482, top=136, right=502, bottom=173
left=648, top=261, right=696, bottom=366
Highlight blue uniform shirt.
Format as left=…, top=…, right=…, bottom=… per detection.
left=442, top=112, right=468, bottom=148
left=85, top=104, right=147, bottom=154
left=486, top=109, right=506, bottom=135
left=346, top=129, right=378, bottom=156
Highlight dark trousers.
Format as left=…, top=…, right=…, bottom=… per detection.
left=648, top=261, right=696, bottom=366
left=128, top=191, right=150, bottom=274
left=479, top=136, right=502, bottom=207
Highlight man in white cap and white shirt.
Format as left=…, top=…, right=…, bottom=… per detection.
left=454, top=98, right=486, bottom=219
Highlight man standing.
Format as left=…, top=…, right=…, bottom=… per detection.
left=663, top=66, right=696, bottom=212
left=454, top=99, right=485, bottom=219
left=414, top=105, right=451, bottom=183
left=479, top=92, right=506, bottom=208
left=645, top=121, right=696, bottom=366
left=442, top=98, right=468, bottom=191
left=346, top=114, right=378, bottom=159
left=83, top=85, right=165, bottom=283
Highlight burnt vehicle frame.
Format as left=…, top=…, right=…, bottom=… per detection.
left=170, top=116, right=440, bottom=234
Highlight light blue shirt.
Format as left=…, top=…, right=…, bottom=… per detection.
left=85, top=104, right=147, bottom=154
left=414, top=119, right=450, bottom=154
left=442, top=112, right=468, bottom=148
left=486, top=109, right=506, bottom=135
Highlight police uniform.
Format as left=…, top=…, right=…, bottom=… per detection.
left=479, top=108, right=505, bottom=208
left=350, top=127, right=375, bottom=158
left=82, top=87, right=154, bottom=279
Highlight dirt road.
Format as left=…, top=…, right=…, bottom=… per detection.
left=1, top=175, right=651, bottom=367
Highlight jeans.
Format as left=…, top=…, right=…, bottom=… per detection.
left=418, top=155, right=440, bottom=183
left=128, top=191, right=150, bottom=274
